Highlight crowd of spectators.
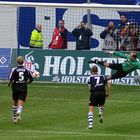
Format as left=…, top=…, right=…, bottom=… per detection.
left=100, top=14, right=140, bottom=51
left=29, top=20, right=93, bottom=50
left=29, top=15, right=140, bottom=51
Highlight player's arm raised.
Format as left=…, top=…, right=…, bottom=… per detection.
left=113, top=51, right=128, bottom=59
left=106, top=51, right=127, bottom=59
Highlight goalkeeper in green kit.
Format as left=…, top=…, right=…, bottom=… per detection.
left=88, top=51, right=140, bottom=81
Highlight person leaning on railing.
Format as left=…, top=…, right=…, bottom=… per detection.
left=30, top=24, right=43, bottom=49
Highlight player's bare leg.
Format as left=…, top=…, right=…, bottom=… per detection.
left=103, top=61, right=109, bottom=67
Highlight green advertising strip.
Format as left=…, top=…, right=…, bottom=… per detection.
left=12, top=49, right=140, bottom=85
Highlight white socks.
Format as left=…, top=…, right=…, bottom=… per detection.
left=88, top=112, right=93, bottom=127
left=17, top=106, right=23, bottom=114
left=98, top=106, right=103, bottom=116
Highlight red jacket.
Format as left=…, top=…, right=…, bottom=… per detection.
left=49, top=27, right=68, bottom=49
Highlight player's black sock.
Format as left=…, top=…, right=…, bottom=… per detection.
left=97, top=61, right=104, bottom=65
left=88, top=60, right=96, bottom=63
left=12, top=106, right=17, bottom=120
left=88, top=60, right=106, bottom=66
left=97, top=60, right=107, bottom=66
left=88, top=59, right=101, bottom=64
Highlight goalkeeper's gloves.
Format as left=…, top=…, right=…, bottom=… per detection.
left=105, top=51, right=114, bottom=55
left=108, top=51, right=114, bottom=55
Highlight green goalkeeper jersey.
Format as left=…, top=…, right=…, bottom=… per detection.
left=113, top=52, right=140, bottom=73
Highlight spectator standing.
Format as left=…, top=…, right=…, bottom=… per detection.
left=116, top=14, right=133, bottom=50
left=49, top=19, right=68, bottom=49
left=119, top=25, right=132, bottom=51
left=128, top=21, right=139, bottom=51
left=30, top=24, right=43, bottom=49
left=72, top=21, right=93, bottom=50
left=100, top=21, right=118, bottom=50
left=120, top=21, right=139, bottom=51
left=117, top=14, right=129, bottom=32
left=136, top=26, right=140, bottom=51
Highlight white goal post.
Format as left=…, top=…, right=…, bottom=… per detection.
left=0, top=1, right=140, bottom=9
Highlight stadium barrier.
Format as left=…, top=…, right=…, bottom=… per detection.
left=1, top=48, right=137, bottom=85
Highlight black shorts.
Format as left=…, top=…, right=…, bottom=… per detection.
left=89, top=92, right=106, bottom=106
left=12, top=84, right=27, bottom=102
left=109, top=63, right=128, bottom=79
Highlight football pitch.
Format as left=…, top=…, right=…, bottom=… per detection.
left=0, top=83, right=140, bottom=140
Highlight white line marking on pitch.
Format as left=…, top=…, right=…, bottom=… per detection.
left=1, top=83, right=140, bottom=90
left=0, top=130, right=140, bottom=138
left=0, top=84, right=86, bottom=89
left=1, top=96, right=140, bottom=104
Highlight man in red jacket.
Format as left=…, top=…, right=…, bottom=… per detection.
left=49, top=19, right=68, bottom=49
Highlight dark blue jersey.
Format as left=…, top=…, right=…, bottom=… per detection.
left=87, top=75, right=107, bottom=93
left=9, top=65, right=33, bottom=85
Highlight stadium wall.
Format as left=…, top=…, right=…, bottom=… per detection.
left=1, top=48, right=139, bottom=85
left=0, top=7, right=17, bottom=48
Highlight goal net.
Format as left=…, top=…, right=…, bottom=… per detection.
left=0, top=2, right=140, bottom=84
left=0, top=2, right=140, bottom=51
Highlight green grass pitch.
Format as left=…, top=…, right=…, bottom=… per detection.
left=0, top=83, right=140, bottom=140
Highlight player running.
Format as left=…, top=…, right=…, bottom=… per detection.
left=8, top=56, right=33, bottom=123
left=88, top=51, right=140, bottom=80
left=87, top=65, right=111, bottom=129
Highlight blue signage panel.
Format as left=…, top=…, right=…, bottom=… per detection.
left=0, top=48, right=11, bottom=80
